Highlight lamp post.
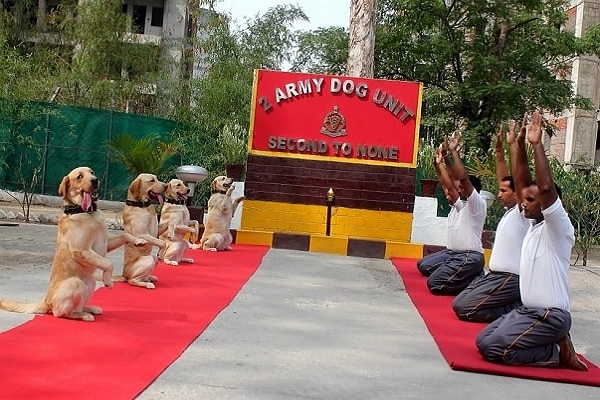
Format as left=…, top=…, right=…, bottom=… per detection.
left=175, top=165, right=209, bottom=223
left=175, top=165, right=209, bottom=205
left=325, top=188, right=335, bottom=236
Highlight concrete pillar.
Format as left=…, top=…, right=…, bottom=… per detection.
left=565, top=0, right=600, bottom=168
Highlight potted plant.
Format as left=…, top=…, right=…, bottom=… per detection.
left=217, top=123, right=248, bottom=181
left=417, top=139, right=439, bottom=197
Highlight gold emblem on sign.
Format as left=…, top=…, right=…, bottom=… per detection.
left=320, top=106, right=347, bottom=138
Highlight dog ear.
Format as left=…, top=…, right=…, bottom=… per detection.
left=58, top=175, right=70, bottom=198
left=129, top=177, right=141, bottom=199
left=211, top=178, right=217, bottom=191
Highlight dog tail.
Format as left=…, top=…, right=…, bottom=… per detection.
left=0, top=299, right=48, bottom=314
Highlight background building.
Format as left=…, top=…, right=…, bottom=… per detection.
left=551, top=0, right=600, bottom=168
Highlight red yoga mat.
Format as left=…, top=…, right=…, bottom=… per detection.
left=0, top=244, right=269, bottom=399
left=391, top=257, right=600, bottom=387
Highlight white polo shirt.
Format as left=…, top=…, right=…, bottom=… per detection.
left=488, top=206, right=530, bottom=274
left=519, top=198, right=575, bottom=311
left=446, top=190, right=487, bottom=253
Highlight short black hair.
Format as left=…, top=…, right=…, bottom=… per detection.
left=500, top=176, right=515, bottom=192
left=469, top=174, right=482, bottom=193
left=530, top=180, right=563, bottom=199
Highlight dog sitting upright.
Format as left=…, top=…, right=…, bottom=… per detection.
left=157, top=179, right=200, bottom=266
left=114, top=173, right=167, bottom=289
left=0, top=167, right=146, bottom=321
left=200, top=176, right=245, bottom=251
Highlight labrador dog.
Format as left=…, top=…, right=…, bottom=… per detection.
left=200, top=176, right=245, bottom=251
left=113, top=173, right=167, bottom=289
left=0, top=167, right=146, bottom=321
left=157, top=179, right=200, bottom=266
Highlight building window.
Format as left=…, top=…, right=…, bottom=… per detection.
left=132, top=5, right=146, bottom=34
left=151, top=7, right=164, bottom=27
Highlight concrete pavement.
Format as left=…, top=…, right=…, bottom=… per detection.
left=0, top=223, right=600, bottom=399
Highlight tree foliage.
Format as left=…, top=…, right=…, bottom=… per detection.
left=171, top=4, right=307, bottom=205
left=294, top=0, right=594, bottom=153
left=378, top=0, right=595, bottom=151
left=291, top=27, right=349, bottom=74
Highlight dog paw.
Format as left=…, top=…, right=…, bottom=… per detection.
left=102, top=273, right=113, bottom=288
left=165, top=260, right=179, bottom=266
left=81, top=313, right=95, bottom=322
left=86, top=306, right=103, bottom=315
left=204, top=247, right=217, bottom=252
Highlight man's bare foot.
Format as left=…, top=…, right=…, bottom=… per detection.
left=558, top=334, right=588, bottom=371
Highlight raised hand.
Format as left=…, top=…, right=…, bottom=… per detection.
left=449, top=131, right=461, bottom=152
left=506, top=119, right=516, bottom=145
left=495, top=124, right=504, bottom=152
left=440, top=135, right=449, bottom=158
left=527, top=110, right=543, bottom=145
left=517, top=112, right=528, bottom=147
left=435, top=145, right=444, bottom=165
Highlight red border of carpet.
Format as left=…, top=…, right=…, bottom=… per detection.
left=391, top=257, right=600, bottom=387
left=0, top=245, right=269, bottom=399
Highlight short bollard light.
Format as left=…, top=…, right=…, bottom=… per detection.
left=325, top=188, right=335, bottom=236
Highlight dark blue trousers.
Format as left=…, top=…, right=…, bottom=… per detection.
left=416, top=249, right=484, bottom=295
left=476, top=305, right=570, bottom=366
left=452, top=271, right=521, bottom=322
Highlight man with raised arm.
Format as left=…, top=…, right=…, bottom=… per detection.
left=416, top=132, right=487, bottom=295
left=476, top=111, right=587, bottom=371
left=452, top=121, right=530, bottom=322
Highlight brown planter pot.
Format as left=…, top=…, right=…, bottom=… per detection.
left=420, top=178, right=438, bottom=197
left=225, top=163, right=245, bottom=181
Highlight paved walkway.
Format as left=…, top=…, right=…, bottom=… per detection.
left=0, top=221, right=599, bottom=399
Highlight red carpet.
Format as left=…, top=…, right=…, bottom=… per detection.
left=391, top=257, right=600, bottom=386
left=0, top=244, right=268, bottom=399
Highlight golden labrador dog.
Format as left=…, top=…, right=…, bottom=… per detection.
left=200, top=176, right=245, bottom=251
left=0, top=167, right=146, bottom=322
left=157, top=179, right=200, bottom=266
left=113, top=173, right=167, bottom=289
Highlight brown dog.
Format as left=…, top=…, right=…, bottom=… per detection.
left=157, top=179, right=200, bottom=266
left=114, top=173, right=166, bottom=289
left=200, top=176, right=245, bottom=251
left=0, top=167, right=146, bottom=321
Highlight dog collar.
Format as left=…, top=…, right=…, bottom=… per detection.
left=164, top=197, right=186, bottom=205
left=63, top=203, right=97, bottom=215
left=211, top=189, right=228, bottom=194
left=125, top=199, right=154, bottom=208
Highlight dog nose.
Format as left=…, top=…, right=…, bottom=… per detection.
left=186, top=187, right=190, bottom=194
left=91, top=177, right=98, bottom=187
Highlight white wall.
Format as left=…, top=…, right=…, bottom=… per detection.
left=410, top=196, right=447, bottom=246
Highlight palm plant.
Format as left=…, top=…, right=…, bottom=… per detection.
left=106, top=133, right=178, bottom=180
